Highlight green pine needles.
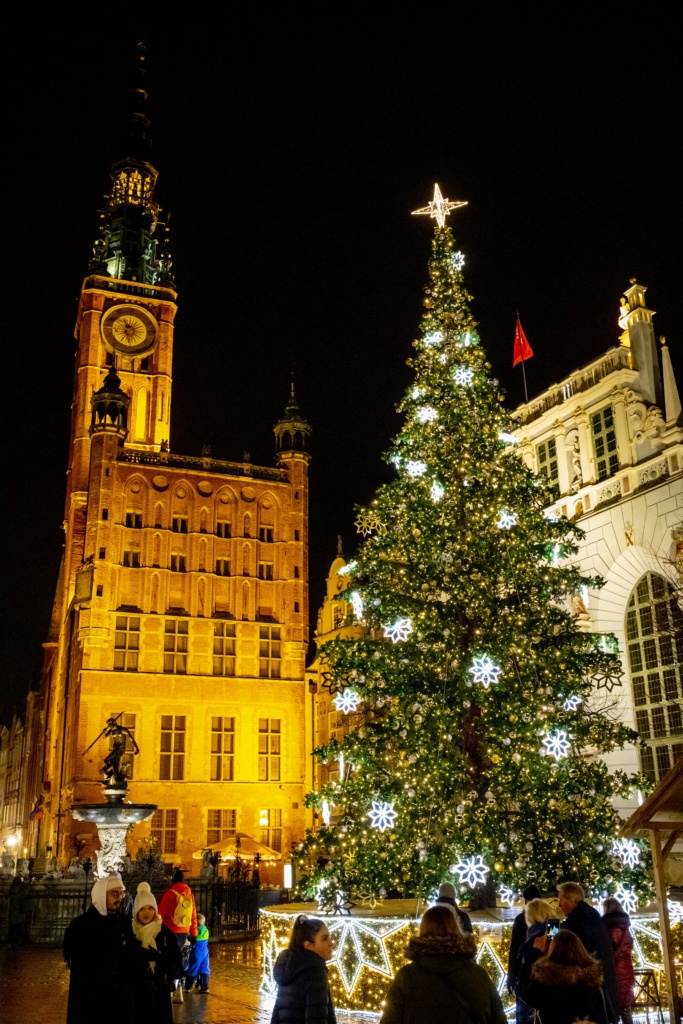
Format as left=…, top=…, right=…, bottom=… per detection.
left=295, top=226, right=650, bottom=906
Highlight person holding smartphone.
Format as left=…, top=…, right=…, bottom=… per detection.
left=512, top=899, right=555, bottom=1024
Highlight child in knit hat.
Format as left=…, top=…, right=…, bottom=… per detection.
left=185, top=913, right=211, bottom=994
left=129, top=881, right=183, bottom=1023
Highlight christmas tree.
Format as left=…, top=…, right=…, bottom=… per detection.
left=297, top=188, right=649, bottom=907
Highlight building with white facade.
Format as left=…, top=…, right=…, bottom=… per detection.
left=512, top=280, right=683, bottom=812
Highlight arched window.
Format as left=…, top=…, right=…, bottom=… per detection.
left=626, top=572, right=683, bottom=782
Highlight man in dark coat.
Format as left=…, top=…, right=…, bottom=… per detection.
left=63, top=873, right=134, bottom=1024
left=506, top=883, right=542, bottom=995
left=557, top=882, right=618, bottom=1021
left=434, top=882, right=473, bottom=933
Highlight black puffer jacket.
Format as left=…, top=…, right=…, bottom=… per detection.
left=521, top=958, right=609, bottom=1024
left=271, top=947, right=336, bottom=1024
left=380, top=933, right=507, bottom=1024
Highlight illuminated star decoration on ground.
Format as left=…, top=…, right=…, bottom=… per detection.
left=450, top=855, right=489, bottom=888
left=384, top=617, right=413, bottom=643
left=333, top=688, right=362, bottom=714
left=498, top=886, right=516, bottom=907
left=562, top=695, right=581, bottom=711
left=542, top=730, right=571, bottom=760
left=431, top=480, right=445, bottom=502
left=614, top=885, right=638, bottom=914
left=411, top=183, right=468, bottom=229
left=614, top=838, right=640, bottom=869
left=417, top=406, right=437, bottom=423
left=326, top=916, right=405, bottom=997
left=453, top=366, right=474, bottom=386
left=469, top=654, right=502, bottom=687
left=368, top=800, right=398, bottom=832
left=497, top=510, right=518, bottom=530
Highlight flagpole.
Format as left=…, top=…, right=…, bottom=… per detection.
left=521, top=357, right=529, bottom=404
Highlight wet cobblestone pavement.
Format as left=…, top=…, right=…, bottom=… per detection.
left=0, top=941, right=275, bottom=1024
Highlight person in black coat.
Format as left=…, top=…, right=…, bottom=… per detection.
left=518, top=929, right=610, bottom=1024
left=557, top=882, right=617, bottom=1020
left=512, top=898, right=555, bottom=1024
left=129, top=881, right=183, bottom=1024
left=63, top=873, right=134, bottom=1024
left=434, top=882, right=473, bottom=933
left=506, top=883, right=542, bottom=996
left=271, top=914, right=336, bottom=1024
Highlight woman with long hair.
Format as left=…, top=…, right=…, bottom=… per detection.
left=271, top=914, right=336, bottom=1023
left=380, top=904, right=506, bottom=1024
left=519, top=928, right=610, bottom=1024
left=602, top=897, right=635, bottom=1024
left=513, top=898, right=556, bottom=1024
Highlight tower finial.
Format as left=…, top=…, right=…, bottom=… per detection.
left=412, top=184, right=467, bottom=229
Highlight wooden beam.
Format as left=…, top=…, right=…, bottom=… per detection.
left=661, top=829, right=682, bottom=862
left=649, top=829, right=681, bottom=1022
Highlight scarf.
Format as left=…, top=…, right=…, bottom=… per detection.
left=133, top=913, right=162, bottom=950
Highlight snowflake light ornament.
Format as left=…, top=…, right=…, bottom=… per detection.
left=368, top=800, right=398, bottom=833
left=541, top=730, right=571, bottom=760
left=544, top=509, right=560, bottom=523
left=424, top=331, right=443, bottom=347
left=450, top=855, right=489, bottom=888
left=333, top=688, right=361, bottom=714
left=453, top=366, right=474, bottom=386
left=384, top=617, right=413, bottom=643
left=450, top=251, right=465, bottom=271
left=562, top=695, right=581, bottom=711
left=355, top=513, right=374, bottom=536
left=338, top=560, right=357, bottom=577
left=406, top=460, right=427, bottom=478
left=431, top=480, right=445, bottom=503
left=499, top=886, right=516, bottom=907
left=614, top=839, right=640, bottom=869
left=417, top=406, right=437, bottom=424
left=667, top=899, right=683, bottom=925
left=499, top=432, right=518, bottom=445
left=350, top=591, right=364, bottom=620
left=497, top=510, right=518, bottom=530
left=322, top=799, right=331, bottom=826
left=614, top=885, right=638, bottom=915
left=469, top=654, right=502, bottom=687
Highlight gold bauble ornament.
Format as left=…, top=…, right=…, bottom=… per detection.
left=494, top=861, right=505, bottom=872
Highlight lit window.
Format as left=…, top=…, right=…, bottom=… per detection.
left=150, top=808, right=177, bottom=854
left=259, top=626, right=281, bottom=678
left=210, top=718, right=235, bottom=780
left=164, top=619, right=188, bottom=674
left=213, top=623, right=236, bottom=676
left=259, top=808, right=282, bottom=852
left=159, top=716, right=185, bottom=780
left=591, top=406, right=619, bottom=481
left=114, top=616, right=140, bottom=671
left=258, top=719, right=281, bottom=781
left=207, top=808, right=236, bottom=845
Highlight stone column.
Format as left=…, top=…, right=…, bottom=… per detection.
left=610, top=387, right=631, bottom=468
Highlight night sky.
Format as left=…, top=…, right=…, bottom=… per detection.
left=1, top=14, right=679, bottom=724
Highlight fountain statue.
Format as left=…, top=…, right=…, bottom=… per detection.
left=71, top=713, right=156, bottom=878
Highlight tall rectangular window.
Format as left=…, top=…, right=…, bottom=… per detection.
left=164, top=620, right=188, bottom=673
left=210, top=717, right=235, bottom=780
left=258, top=561, right=274, bottom=581
left=170, top=553, right=186, bottom=572
left=207, top=808, right=236, bottom=845
left=172, top=516, right=188, bottom=533
left=259, top=626, right=281, bottom=678
left=216, top=520, right=231, bottom=538
left=114, top=616, right=140, bottom=671
left=591, top=406, right=618, bottom=480
left=259, top=526, right=274, bottom=543
left=123, top=550, right=141, bottom=568
left=159, top=716, right=186, bottom=780
left=125, top=512, right=142, bottom=529
left=150, top=808, right=178, bottom=854
left=258, top=719, right=281, bottom=780
left=216, top=558, right=231, bottom=577
left=536, top=438, right=559, bottom=496
left=109, top=712, right=136, bottom=778
left=259, top=808, right=282, bottom=852
left=213, top=623, right=236, bottom=676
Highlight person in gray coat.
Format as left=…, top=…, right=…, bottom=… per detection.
left=380, top=905, right=506, bottom=1024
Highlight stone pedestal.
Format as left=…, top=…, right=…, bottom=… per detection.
left=71, top=789, right=156, bottom=879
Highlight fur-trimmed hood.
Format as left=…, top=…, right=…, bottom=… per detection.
left=532, top=957, right=603, bottom=989
left=407, top=933, right=477, bottom=961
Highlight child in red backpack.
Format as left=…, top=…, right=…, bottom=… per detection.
left=157, top=869, right=197, bottom=1003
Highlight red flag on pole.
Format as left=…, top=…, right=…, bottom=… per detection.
left=513, top=318, right=534, bottom=367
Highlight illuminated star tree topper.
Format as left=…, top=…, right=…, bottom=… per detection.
left=412, top=183, right=468, bottom=229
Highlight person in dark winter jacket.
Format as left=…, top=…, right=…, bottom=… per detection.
left=434, top=881, right=473, bottom=933
left=513, top=898, right=555, bottom=1024
left=379, top=904, right=507, bottom=1024
left=602, top=898, right=635, bottom=1024
left=129, top=881, right=183, bottom=1024
left=558, top=882, right=617, bottom=1019
left=63, top=873, right=134, bottom=1024
left=506, top=883, right=542, bottom=995
left=271, top=914, right=336, bottom=1024
left=519, top=929, right=609, bottom=1024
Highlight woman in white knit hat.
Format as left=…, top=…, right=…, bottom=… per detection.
left=129, top=881, right=183, bottom=1024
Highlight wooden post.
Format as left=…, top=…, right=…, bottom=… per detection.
left=649, top=829, right=680, bottom=1021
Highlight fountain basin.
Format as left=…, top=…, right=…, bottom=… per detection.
left=71, top=803, right=157, bottom=826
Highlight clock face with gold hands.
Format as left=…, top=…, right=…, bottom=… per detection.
left=100, top=303, right=159, bottom=357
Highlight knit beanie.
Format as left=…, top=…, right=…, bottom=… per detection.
left=133, top=881, right=158, bottom=918
left=90, top=873, right=124, bottom=916
left=436, top=882, right=457, bottom=906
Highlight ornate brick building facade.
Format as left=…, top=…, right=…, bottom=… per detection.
left=31, top=86, right=312, bottom=877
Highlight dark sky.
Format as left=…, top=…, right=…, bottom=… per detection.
left=1, top=14, right=679, bottom=724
